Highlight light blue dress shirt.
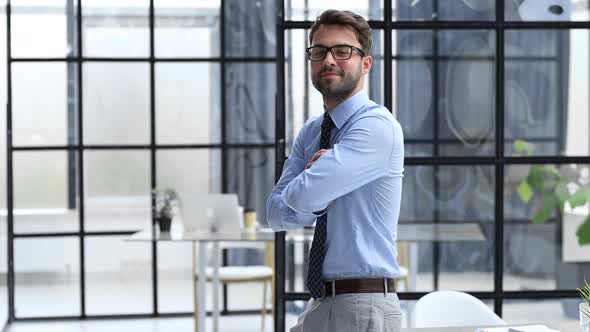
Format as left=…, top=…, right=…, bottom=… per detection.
left=266, top=90, right=405, bottom=279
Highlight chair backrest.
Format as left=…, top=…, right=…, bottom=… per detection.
left=413, top=291, right=506, bottom=328
left=178, top=192, right=243, bottom=233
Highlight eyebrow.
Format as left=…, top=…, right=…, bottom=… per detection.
left=310, top=44, right=355, bottom=47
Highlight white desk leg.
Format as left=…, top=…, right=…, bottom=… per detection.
left=198, top=242, right=207, bottom=332
left=212, top=242, right=220, bottom=332
left=407, top=242, right=419, bottom=327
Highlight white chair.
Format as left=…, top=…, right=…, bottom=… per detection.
left=179, top=192, right=274, bottom=329
left=413, top=290, right=506, bottom=328
left=194, top=242, right=274, bottom=330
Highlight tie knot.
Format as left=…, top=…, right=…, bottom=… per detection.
left=322, top=112, right=334, bottom=128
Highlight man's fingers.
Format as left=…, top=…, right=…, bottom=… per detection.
left=306, top=149, right=330, bottom=169
left=310, top=149, right=329, bottom=162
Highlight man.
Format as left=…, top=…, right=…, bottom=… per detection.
left=266, top=10, right=404, bottom=332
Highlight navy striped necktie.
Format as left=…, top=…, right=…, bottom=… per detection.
left=306, top=112, right=334, bottom=299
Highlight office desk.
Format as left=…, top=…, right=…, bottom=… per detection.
left=129, top=223, right=485, bottom=332
left=129, top=227, right=274, bottom=332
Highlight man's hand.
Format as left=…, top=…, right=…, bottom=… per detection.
left=306, top=149, right=330, bottom=169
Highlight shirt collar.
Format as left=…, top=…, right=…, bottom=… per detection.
left=323, top=90, right=370, bottom=129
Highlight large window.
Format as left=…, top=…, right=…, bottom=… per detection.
left=3, top=0, right=276, bottom=322
left=277, top=0, right=588, bottom=331
left=2, top=0, right=590, bottom=331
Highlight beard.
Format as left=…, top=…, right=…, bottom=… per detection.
left=312, top=64, right=362, bottom=100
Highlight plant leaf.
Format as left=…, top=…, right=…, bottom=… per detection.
left=514, top=139, right=534, bottom=155
left=543, top=165, right=561, bottom=178
left=517, top=179, right=533, bottom=203
left=527, top=165, right=562, bottom=192
left=532, top=195, right=557, bottom=224
left=576, top=215, right=590, bottom=246
left=570, top=187, right=590, bottom=209
left=555, top=185, right=570, bottom=211
left=527, top=166, right=549, bottom=190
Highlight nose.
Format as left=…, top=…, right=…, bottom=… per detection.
left=321, top=50, right=337, bottom=66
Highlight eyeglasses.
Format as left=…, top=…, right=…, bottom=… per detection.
left=306, top=45, right=366, bottom=62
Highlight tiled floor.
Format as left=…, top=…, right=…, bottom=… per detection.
left=0, top=271, right=581, bottom=331
left=7, top=316, right=291, bottom=332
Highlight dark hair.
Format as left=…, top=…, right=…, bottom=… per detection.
left=308, top=10, right=372, bottom=55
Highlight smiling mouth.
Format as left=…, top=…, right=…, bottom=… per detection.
left=321, top=72, right=340, bottom=77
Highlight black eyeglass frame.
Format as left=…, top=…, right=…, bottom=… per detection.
left=305, top=44, right=367, bottom=62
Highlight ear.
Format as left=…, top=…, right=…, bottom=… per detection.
left=362, top=55, right=373, bottom=74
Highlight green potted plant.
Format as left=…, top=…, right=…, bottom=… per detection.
left=513, top=139, right=590, bottom=246
left=578, top=278, right=590, bottom=332
left=152, top=188, right=178, bottom=232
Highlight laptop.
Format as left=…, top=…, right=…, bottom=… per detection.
left=177, top=193, right=243, bottom=233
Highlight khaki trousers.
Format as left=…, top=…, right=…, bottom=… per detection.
left=290, top=293, right=402, bottom=332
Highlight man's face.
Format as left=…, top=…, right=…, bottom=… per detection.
left=310, top=24, right=371, bottom=100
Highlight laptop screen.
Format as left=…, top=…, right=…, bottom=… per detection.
left=178, top=193, right=243, bottom=233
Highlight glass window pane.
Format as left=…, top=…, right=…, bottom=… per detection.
left=156, top=149, right=218, bottom=198
left=505, top=0, right=589, bottom=21
left=154, top=0, right=220, bottom=58
left=225, top=148, right=275, bottom=226
left=13, top=151, right=79, bottom=233
left=13, top=151, right=68, bottom=209
left=284, top=29, right=320, bottom=155
left=12, top=63, right=75, bottom=146
left=84, top=150, right=150, bottom=232
left=85, top=236, right=152, bottom=314
left=82, top=0, right=149, bottom=58
left=394, top=0, right=495, bottom=21
left=83, top=63, right=150, bottom=145
left=395, top=30, right=496, bottom=157
left=14, top=237, right=80, bottom=317
left=155, top=63, right=220, bottom=145
left=503, top=299, right=579, bottom=329
left=400, top=165, right=495, bottom=292
left=225, top=63, right=275, bottom=144
left=285, top=29, right=384, bottom=155
left=505, top=30, right=588, bottom=157
left=11, top=1, right=77, bottom=58
left=157, top=242, right=192, bottom=313
left=224, top=1, right=276, bottom=57
left=286, top=1, right=382, bottom=21
left=504, top=163, right=590, bottom=292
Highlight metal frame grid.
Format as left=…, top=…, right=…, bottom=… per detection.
left=274, top=0, right=590, bottom=331
left=2, top=0, right=590, bottom=330
left=4, top=0, right=275, bottom=324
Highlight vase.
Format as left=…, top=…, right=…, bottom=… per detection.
left=581, top=302, right=590, bottom=332
left=157, top=216, right=172, bottom=232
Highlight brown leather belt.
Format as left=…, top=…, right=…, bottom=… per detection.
left=323, top=278, right=396, bottom=296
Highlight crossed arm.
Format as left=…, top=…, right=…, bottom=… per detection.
left=266, top=115, right=394, bottom=231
